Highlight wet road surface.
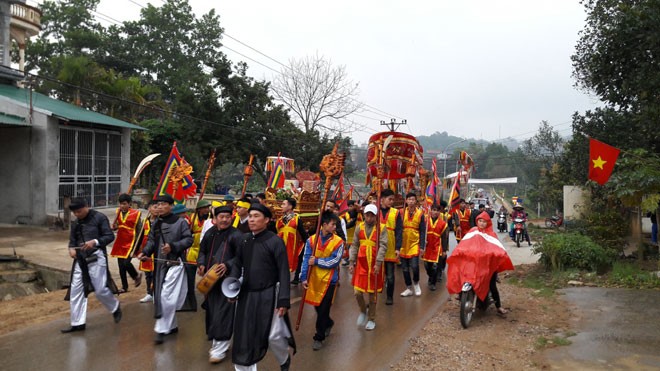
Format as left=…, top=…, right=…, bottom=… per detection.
left=0, top=241, right=459, bottom=371
left=544, top=287, right=660, bottom=370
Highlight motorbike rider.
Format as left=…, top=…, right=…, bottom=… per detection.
left=509, top=204, right=531, bottom=245
left=474, top=214, right=508, bottom=316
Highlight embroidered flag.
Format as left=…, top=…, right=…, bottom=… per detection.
left=447, top=177, right=461, bottom=214
left=268, top=157, right=286, bottom=189
left=588, top=138, right=620, bottom=185
left=154, top=142, right=197, bottom=203
left=333, top=173, right=345, bottom=200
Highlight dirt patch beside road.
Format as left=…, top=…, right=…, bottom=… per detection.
left=393, top=265, right=573, bottom=370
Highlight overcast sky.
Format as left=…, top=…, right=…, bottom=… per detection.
left=53, top=0, right=601, bottom=146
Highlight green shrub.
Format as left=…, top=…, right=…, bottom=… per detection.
left=532, top=232, right=616, bottom=273
left=571, top=210, right=627, bottom=254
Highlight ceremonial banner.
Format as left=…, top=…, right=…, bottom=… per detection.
left=268, top=157, right=286, bottom=189
left=154, top=142, right=197, bottom=203
left=447, top=177, right=461, bottom=214
left=425, top=158, right=439, bottom=207
left=588, top=138, right=620, bottom=185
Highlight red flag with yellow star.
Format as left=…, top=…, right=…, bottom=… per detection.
left=588, top=138, right=620, bottom=185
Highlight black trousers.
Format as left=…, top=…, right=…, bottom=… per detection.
left=118, top=257, right=138, bottom=290
left=385, top=262, right=396, bottom=299
left=423, top=261, right=438, bottom=285
left=313, top=284, right=336, bottom=342
left=400, top=256, right=420, bottom=286
left=490, top=273, right=501, bottom=308
left=145, top=271, right=154, bottom=295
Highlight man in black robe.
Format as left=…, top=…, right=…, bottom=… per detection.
left=197, top=206, right=242, bottom=364
left=229, top=203, right=296, bottom=371
left=62, top=198, right=121, bottom=333
left=138, top=195, right=193, bottom=344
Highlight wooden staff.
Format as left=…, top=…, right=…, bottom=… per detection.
left=190, top=150, right=217, bottom=228
left=240, top=154, right=254, bottom=197
left=295, top=143, right=345, bottom=331
left=374, top=136, right=393, bottom=304
left=199, top=149, right=216, bottom=201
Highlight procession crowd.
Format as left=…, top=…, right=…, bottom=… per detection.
left=62, top=190, right=510, bottom=370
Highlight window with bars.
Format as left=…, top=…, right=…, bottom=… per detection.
left=58, top=127, right=123, bottom=210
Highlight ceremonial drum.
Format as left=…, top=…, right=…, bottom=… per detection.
left=197, top=263, right=221, bottom=295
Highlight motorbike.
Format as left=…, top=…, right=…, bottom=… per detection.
left=459, top=282, right=492, bottom=329
left=513, top=217, right=525, bottom=248
left=497, top=212, right=507, bottom=233
left=545, top=215, right=563, bottom=228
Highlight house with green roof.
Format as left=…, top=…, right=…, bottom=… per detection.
left=0, top=83, right=145, bottom=225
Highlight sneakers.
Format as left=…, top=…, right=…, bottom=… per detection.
left=312, top=340, right=323, bottom=351
left=140, top=294, right=153, bottom=303
left=365, top=321, right=376, bottom=331
left=209, top=354, right=225, bottom=364
left=414, top=283, right=422, bottom=296
left=400, top=288, right=413, bottom=297
left=356, top=312, right=367, bottom=326
left=112, top=304, right=122, bottom=323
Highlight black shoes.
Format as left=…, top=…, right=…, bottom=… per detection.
left=61, top=324, right=86, bottom=333
left=385, top=296, right=393, bottom=305
left=429, top=284, right=437, bottom=291
left=154, top=332, right=165, bottom=344
left=134, top=272, right=143, bottom=288
left=290, top=279, right=299, bottom=285
left=280, top=355, right=291, bottom=371
left=113, top=305, right=122, bottom=323
left=168, top=327, right=178, bottom=334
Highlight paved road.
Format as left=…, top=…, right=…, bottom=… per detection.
left=0, top=240, right=461, bottom=371
left=0, top=220, right=535, bottom=371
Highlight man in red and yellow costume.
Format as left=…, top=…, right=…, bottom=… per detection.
left=421, top=202, right=448, bottom=291
left=300, top=211, right=344, bottom=350
left=379, top=189, right=402, bottom=305
left=452, top=198, right=471, bottom=243
left=349, top=204, right=387, bottom=331
left=277, top=198, right=309, bottom=283
left=399, top=192, right=426, bottom=297
left=111, top=193, right=142, bottom=293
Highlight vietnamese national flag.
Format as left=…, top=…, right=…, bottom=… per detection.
left=588, top=138, right=620, bottom=185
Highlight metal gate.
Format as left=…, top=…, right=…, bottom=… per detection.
left=58, top=127, right=122, bottom=210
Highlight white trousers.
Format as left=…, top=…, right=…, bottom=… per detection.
left=70, top=250, right=119, bottom=326
left=210, top=339, right=231, bottom=359
left=154, top=263, right=188, bottom=334
left=234, top=310, right=291, bottom=371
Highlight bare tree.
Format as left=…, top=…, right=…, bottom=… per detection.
left=273, top=54, right=362, bottom=134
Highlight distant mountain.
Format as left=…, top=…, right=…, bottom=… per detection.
left=416, top=131, right=522, bottom=151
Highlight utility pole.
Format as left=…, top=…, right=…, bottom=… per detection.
left=380, top=118, right=407, bottom=132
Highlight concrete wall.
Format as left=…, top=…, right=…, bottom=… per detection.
left=563, top=185, right=589, bottom=220
left=0, top=126, right=30, bottom=223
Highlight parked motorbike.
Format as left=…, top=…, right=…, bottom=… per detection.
left=459, top=282, right=491, bottom=329
left=545, top=215, right=563, bottom=228
left=513, top=217, right=525, bottom=248
left=497, top=212, right=507, bottom=233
